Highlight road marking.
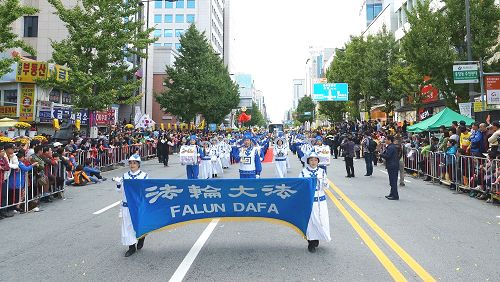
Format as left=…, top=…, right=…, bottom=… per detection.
left=169, top=218, right=219, bottom=282
left=378, top=170, right=411, bottom=183
left=93, top=201, right=121, bottom=215
left=324, top=189, right=407, bottom=281
left=328, top=180, right=436, bottom=282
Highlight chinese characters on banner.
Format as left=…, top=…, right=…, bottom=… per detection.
left=16, top=61, right=48, bottom=83
left=124, top=178, right=316, bottom=238
left=19, top=84, right=35, bottom=122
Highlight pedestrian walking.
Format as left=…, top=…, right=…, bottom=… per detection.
left=341, top=136, right=355, bottom=178
left=362, top=132, right=376, bottom=176
left=380, top=136, right=400, bottom=200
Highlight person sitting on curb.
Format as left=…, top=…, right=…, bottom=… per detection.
left=83, top=160, right=107, bottom=182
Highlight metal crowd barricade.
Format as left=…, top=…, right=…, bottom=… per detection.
left=0, top=142, right=162, bottom=213
left=457, top=155, right=488, bottom=192
left=403, top=146, right=420, bottom=175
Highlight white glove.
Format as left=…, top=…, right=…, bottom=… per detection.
left=256, top=175, right=260, bottom=179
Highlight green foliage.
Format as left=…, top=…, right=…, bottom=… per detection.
left=363, top=27, right=401, bottom=116
left=326, top=38, right=366, bottom=118
left=444, top=0, right=500, bottom=62
left=318, top=101, right=345, bottom=123
left=401, top=0, right=458, bottom=108
left=42, top=0, right=155, bottom=111
left=0, top=0, right=38, bottom=76
left=295, top=96, right=315, bottom=123
left=156, top=25, right=239, bottom=123
left=388, top=61, right=423, bottom=116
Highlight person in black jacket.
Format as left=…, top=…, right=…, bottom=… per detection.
left=157, top=134, right=170, bottom=166
left=380, top=135, right=400, bottom=200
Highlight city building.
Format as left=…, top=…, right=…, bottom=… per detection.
left=292, top=79, right=306, bottom=110
left=148, top=0, right=228, bottom=126
left=150, top=0, right=224, bottom=55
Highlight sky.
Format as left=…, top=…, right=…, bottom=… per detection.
left=229, top=0, right=363, bottom=123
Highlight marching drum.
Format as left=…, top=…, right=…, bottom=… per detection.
left=317, top=146, right=331, bottom=166
left=180, top=145, right=198, bottom=165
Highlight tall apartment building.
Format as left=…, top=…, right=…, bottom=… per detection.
left=151, top=0, right=224, bottom=55
left=305, top=47, right=335, bottom=96
left=292, top=79, right=305, bottom=110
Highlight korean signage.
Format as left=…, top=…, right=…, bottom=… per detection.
left=486, top=76, right=500, bottom=105
left=50, top=64, right=70, bottom=81
left=124, top=178, right=316, bottom=238
left=0, top=106, right=17, bottom=117
left=94, top=109, right=116, bottom=126
left=16, top=61, right=69, bottom=83
left=453, top=64, right=479, bottom=84
left=312, top=83, right=349, bottom=101
left=16, top=61, right=48, bottom=83
left=19, top=84, right=35, bottom=122
left=38, top=106, right=89, bottom=125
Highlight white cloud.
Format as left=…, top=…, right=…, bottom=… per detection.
left=229, top=0, right=363, bottom=122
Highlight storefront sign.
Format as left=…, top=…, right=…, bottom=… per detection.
left=421, top=84, right=439, bottom=103
left=0, top=106, right=17, bottom=117
left=39, top=106, right=88, bottom=125
left=19, top=84, right=35, bottom=122
left=16, top=61, right=48, bottom=83
left=486, top=76, right=500, bottom=105
left=95, top=109, right=116, bottom=126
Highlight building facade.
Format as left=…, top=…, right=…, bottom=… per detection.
left=150, top=0, right=224, bottom=55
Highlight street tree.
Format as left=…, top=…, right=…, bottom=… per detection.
left=318, top=101, right=345, bottom=123
left=326, top=38, right=366, bottom=119
left=0, top=0, right=38, bottom=76
left=401, top=0, right=458, bottom=108
left=156, top=25, right=239, bottom=123
left=43, top=0, right=155, bottom=111
left=388, top=61, right=424, bottom=118
left=362, top=27, right=401, bottom=118
left=295, top=96, right=315, bottom=123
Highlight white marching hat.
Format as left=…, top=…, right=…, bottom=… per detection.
left=301, top=151, right=320, bottom=164
left=128, top=154, right=142, bottom=163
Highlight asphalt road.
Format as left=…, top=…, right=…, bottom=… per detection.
left=0, top=151, right=499, bottom=282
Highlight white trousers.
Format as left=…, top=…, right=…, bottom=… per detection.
left=121, top=206, right=138, bottom=246
left=275, top=160, right=288, bottom=178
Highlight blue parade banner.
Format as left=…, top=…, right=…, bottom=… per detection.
left=124, top=178, right=316, bottom=238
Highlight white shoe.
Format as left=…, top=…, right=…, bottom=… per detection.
left=32, top=207, right=40, bottom=212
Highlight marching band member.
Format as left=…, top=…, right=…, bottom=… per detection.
left=235, top=133, right=262, bottom=179
left=273, top=137, right=288, bottom=178
left=314, top=136, right=331, bottom=174
left=210, top=138, right=223, bottom=178
left=115, top=154, right=149, bottom=257
left=185, top=135, right=201, bottom=179
left=299, top=152, right=331, bottom=253
left=220, top=138, right=231, bottom=169
left=199, top=141, right=213, bottom=179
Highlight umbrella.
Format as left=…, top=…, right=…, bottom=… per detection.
left=0, top=118, right=18, bottom=128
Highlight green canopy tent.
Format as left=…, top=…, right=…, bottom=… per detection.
left=407, top=107, right=475, bottom=133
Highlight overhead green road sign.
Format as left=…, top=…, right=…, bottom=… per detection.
left=453, top=64, right=478, bottom=84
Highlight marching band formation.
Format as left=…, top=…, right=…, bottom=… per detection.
left=119, top=129, right=333, bottom=256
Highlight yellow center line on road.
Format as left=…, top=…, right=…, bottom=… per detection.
left=324, top=189, right=407, bottom=282
left=327, top=180, right=436, bottom=282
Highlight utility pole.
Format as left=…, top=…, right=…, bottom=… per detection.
left=465, top=0, right=474, bottom=104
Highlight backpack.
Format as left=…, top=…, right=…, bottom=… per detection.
left=368, top=139, right=377, bottom=153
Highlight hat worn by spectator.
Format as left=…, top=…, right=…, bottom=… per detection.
left=53, top=142, right=63, bottom=147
